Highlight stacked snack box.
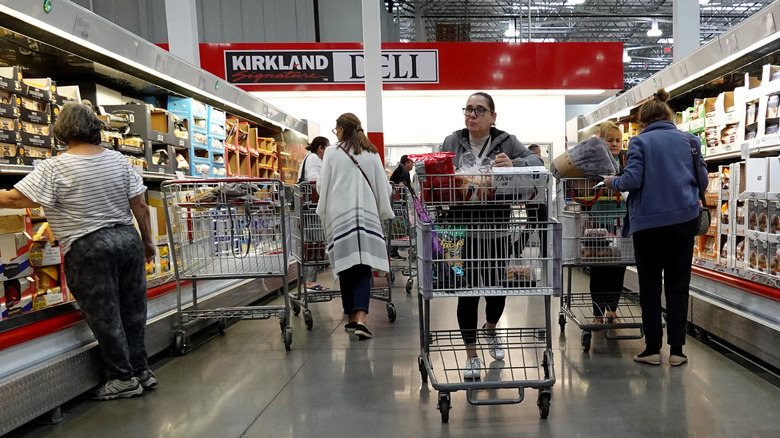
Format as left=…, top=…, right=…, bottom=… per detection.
left=0, top=209, right=35, bottom=319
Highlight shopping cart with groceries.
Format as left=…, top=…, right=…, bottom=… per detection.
left=290, top=181, right=397, bottom=329
left=161, top=178, right=293, bottom=353
left=388, top=183, right=417, bottom=294
left=555, top=177, right=646, bottom=353
left=411, top=153, right=561, bottom=422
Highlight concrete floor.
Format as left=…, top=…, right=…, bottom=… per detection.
left=9, top=267, right=780, bottom=438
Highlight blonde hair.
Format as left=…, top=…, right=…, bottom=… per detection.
left=336, top=113, right=378, bottom=155
left=599, top=121, right=621, bottom=140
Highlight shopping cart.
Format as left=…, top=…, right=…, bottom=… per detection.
left=414, top=168, right=561, bottom=422
left=555, top=178, right=645, bottom=353
left=161, top=178, right=293, bottom=353
left=388, top=183, right=417, bottom=294
left=290, top=182, right=397, bottom=329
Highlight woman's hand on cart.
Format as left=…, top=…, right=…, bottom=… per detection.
left=603, top=175, right=616, bottom=190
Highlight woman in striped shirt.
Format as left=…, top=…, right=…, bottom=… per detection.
left=0, top=102, right=156, bottom=399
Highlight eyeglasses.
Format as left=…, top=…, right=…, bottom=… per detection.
left=332, top=127, right=340, bottom=136
left=462, top=107, right=492, bottom=117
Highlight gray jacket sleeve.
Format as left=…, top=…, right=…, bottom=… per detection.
left=506, top=135, right=544, bottom=167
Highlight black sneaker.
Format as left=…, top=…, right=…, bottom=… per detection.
left=390, top=254, right=407, bottom=261
left=92, top=377, right=143, bottom=400
left=345, top=321, right=358, bottom=333
left=354, top=324, right=373, bottom=340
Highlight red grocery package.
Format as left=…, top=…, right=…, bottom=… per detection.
left=407, top=152, right=456, bottom=175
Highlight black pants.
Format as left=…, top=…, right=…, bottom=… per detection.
left=632, top=218, right=697, bottom=347
left=339, top=264, right=372, bottom=314
left=589, top=266, right=627, bottom=317
left=65, top=225, right=148, bottom=381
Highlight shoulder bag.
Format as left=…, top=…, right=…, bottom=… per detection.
left=690, top=138, right=711, bottom=236
left=338, top=145, right=374, bottom=197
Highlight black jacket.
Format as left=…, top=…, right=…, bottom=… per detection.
left=390, top=162, right=415, bottom=195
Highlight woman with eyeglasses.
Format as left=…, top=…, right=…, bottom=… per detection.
left=317, top=113, right=394, bottom=340
left=441, top=92, right=543, bottom=380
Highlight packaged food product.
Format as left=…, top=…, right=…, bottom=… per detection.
left=767, top=94, right=779, bottom=118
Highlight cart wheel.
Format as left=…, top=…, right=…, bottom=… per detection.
left=283, top=328, right=292, bottom=351
left=418, top=356, right=428, bottom=383
left=537, top=391, right=551, bottom=419
left=406, top=278, right=414, bottom=294
left=387, top=303, right=397, bottom=323
left=438, top=392, right=451, bottom=423
left=292, top=302, right=301, bottom=316
left=581, top=331, right=592, bottom=353
left=280, top=314, right=288, bottom=332
left=390, top=271, right=396, bottom=284
left=173, top=331, right=186, bottom=356
left=558, top=313, right=566, bottom=331
left=218, top=318, right=227, bottom=335
left=303, top=309, right=314, bottom=330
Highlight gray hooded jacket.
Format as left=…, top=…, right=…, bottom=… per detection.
left=441, top=127, right=543, bottom=169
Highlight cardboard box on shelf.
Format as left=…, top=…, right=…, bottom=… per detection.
left=746, top=231, right=769, bottom=274
left=0, top=232, right=34, bottom=282
left=29, top=241, right=61, bottom=267
left=767, top=234, right=780, bottom=277
left=2, top=277, right=34, bottom=319
left=743, top=158, right=768, bottom=199
left=0, top=66, right=22, bottom=94
left=21, top=77, right=54, bottom=103
left=150, top=109, right=173, bottom=136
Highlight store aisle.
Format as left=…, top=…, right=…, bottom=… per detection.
left=10, top=269, right=780, bottom=438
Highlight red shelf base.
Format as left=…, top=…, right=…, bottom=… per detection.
left=692, top=266, right=780, bottom=303
left=0, top=280, right=185, bottom=352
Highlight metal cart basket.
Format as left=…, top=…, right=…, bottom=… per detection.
left=290, top=182, right=397, bottom=329
left=162, top=178, right=292, bottom=353
left=414, top=168, right=561, bottom=422
left=388, top=183, right=417, bottom=294
left=555, top=177, right=645, bottom=353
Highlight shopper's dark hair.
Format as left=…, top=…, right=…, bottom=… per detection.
left=638, top=88, right=674, bottom=126
left=52, top=102, right=103, bottom=145
left=336, top=112, right=378, bottom=155
left=306, top=136, right=329, bottom=152
left=400, top=155, right=411, bottom=165
left=528, top=144, right=540, bottom=152
left=470, top=92, right=495, bottom=113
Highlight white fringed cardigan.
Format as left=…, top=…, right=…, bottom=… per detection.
left=316, top=144, right=394, bottom=277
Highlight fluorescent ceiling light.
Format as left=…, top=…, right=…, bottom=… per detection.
left=647, top=20, right=662, bottom=37
left=623, top=49, right=632, bottom=63
left=569, top=0, right=586, bottom=5
left=0, top=4, right=298, bottom=133
left=504, top=23, right=519, bottom=38
left=699, top=0, right=710, bottom=5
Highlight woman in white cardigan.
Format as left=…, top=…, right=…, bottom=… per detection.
left=316, top=113, right=394, bottom=339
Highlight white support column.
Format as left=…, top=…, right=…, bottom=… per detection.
left=362, top=0, right=385, bottom=161
left=415, top=1, right=426, bottom=42
left=164, top=0, right=200, bottom=66
left=673, top=0, right=700, bottom=62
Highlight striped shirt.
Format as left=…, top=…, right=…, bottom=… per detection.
left=15, top=150, right=146, bottom=255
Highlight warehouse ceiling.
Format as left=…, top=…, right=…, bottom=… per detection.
left=385, top=0, right=774, bottom=91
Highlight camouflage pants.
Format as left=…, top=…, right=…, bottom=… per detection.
left=65, top=225, right=148, bottom=381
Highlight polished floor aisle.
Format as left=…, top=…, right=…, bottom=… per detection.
left=10, top=268, right=780, bottom=438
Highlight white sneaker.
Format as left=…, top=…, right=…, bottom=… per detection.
left=92, top=377, right=143, bottom=400
left=464, top=356, right=482, bottom=380
left=482, top=325, right=506, bottom=360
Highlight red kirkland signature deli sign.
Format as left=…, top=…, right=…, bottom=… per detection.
left=225, top=50, right=439, bottom=85
left=189, top=43, right=624, bottom=92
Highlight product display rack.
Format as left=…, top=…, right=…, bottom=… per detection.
left=0, top=2, right=308, bottom=435
left=576, top=1, right=780, bottom=371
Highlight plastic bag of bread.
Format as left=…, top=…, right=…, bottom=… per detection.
left=551, top=137, right=618, bottom=179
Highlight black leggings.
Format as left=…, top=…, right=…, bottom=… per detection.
left=589, top=266, right=627, bottom=316
left=457, top=296, right=506, bottom=345
left=633, top=218, right=697, bottom=347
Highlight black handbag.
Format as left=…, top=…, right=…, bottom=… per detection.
left=690, top=138, right=710, bottom=236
